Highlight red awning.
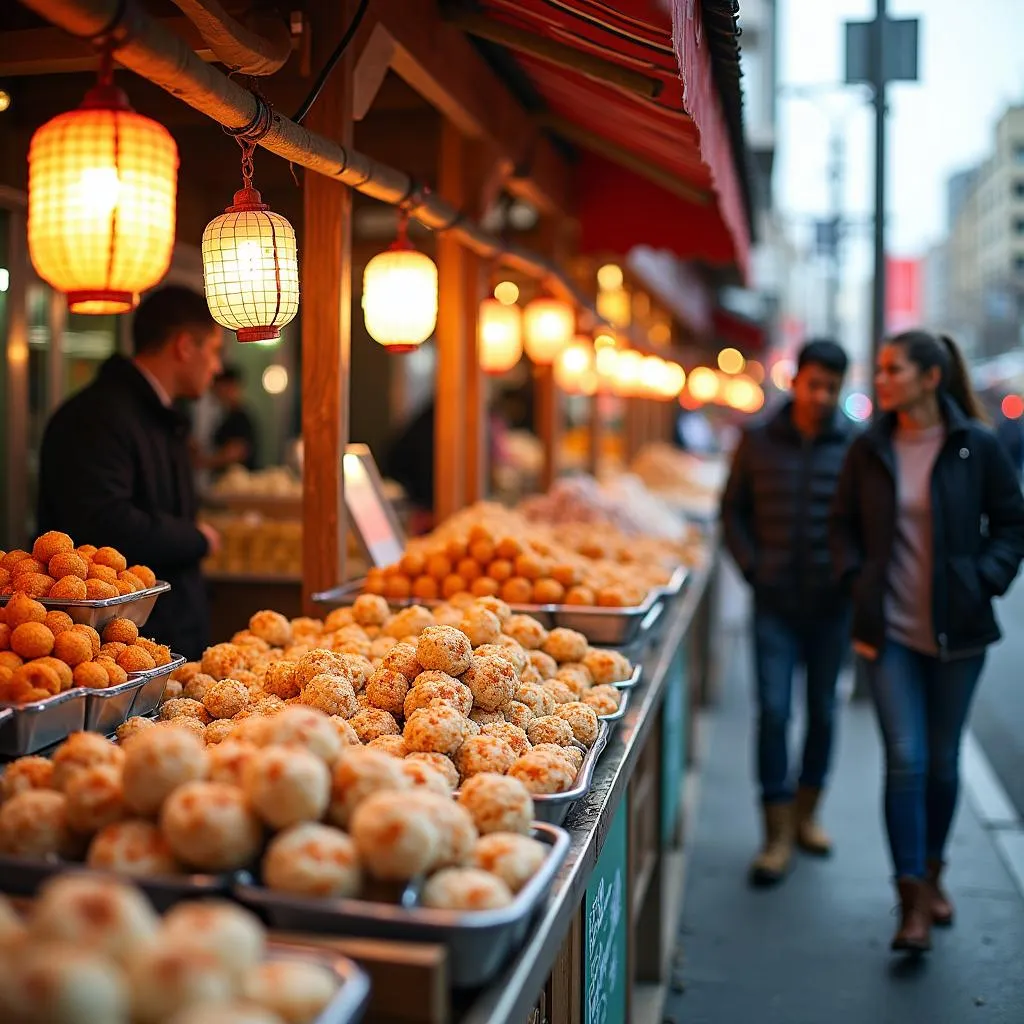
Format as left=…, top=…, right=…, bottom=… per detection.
left=712, top=306, right=766, bottom=352
left=471, top=0, right=751, bottom=277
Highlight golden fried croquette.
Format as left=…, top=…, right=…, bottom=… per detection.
left=471, top=577, right=501, bottom=598
left=462, top=655, right=517, bottom=713
left=92, top=547, right=127, bottom=573
left=36, top=656, right=73, bottom=690
left=95, top=657, right=129, bottom=687
left=160, top=781, right=262, bottom=872
left=86, top=563, right=119, bottom=585
left=411, top=575, right=439, bottom=601
left=181, top=671, right=214, bottom=702
left=115, top=716, right=155, bottom=743
left=117, top=645, right=156, bottom=673
left=457, top=772, right=534, bottom=835
left=262, top=659, right=300, bottom=700
left=47, top=551, right=87, bottom=581
left=349, top=791, right=439, bottom=881
left=0, top=755, right=54, bottom=802
left=242, top=745, right=331, bottom=829
left=457, top=558, right=484, bottom=582
left=11, top=557, right=46, bottom=579
left=542, top=627, right=589, bottom=664
left=75, top=543, right=97, bottom=559
left=52, top=732, right=124, bottom=791
left=417, top=624, right=473, bottom=676
left=351, top=594, right=390, bottom=627
left=122, top=727, right=208, bottom=817
left=500, top=577, right=534, bottom=604
left=10, top=622, right=55, bottom=660
left=102, top=618, right=138, bottom=646
left=363, top=570, right=387, bottom=595
left=49, top=575, right=88, bottom=600
left=0, top=789, right=76, bottom=858
left=263, top=821, right=362, bottom=898
left=399, top=550, right=427, bottom=577
left=469, top=538, right=495, bottom=564
left=441, top=574, right=468, bottom=600
left=74, top=661, right=112, bottom=690
left=384, top=574, right=412, bottom=600
left=202, top=679, right=250, bottom=720
left=129, top=564, right=157, bottom=589
left=0, top=549, right=32, bottom=572
left=32, top=531, right=74, bottom=564
left=486, top=559, right=514, bottom=583
left=301, top=673, right=358, bottom=718
left=455, top=735, right=517, bottom=780
left=52, top=629, right=94, bottom=667
left=531, top=578, right=565, bottom=604
left=115, top=576, right=139, bottom=596
left=64, top=764, right=127, bottom=834
left=526, top=715, right=575, bottom=747
left=0, top=674, right=48, bottom=705
left=553, top=702, right=600, bottom=746
left=0, top=650, right=24, bottom=672
left=85, top=578, right=119, bottom=600
left=563, top=585, right=595, bottom=606
left=43, top=610, right=74, bottom=637
left=10, top=661, right=61, bottom=698
left=495, top=536, right=523, bottom=560
left=69, top=625, right=100, bottom=658
left=5, top=592, right=46, bottom=629
left=403, top=705, right=467, bottom=755
left=426, top=553, right=453, bottom=581
left=458, top=607, right=502, bottom=647
left=249, top=609, right=292, bottom=647
left=135, top=638, right=172, bottom=666
left=160, top=697, right=211, bottom=725
left=16, top=573, right=56, bottom=598
left=349, top=708, right=400, bottom=744
left=87, top=819, right=179, bottom=876
left=201, top=642, right=247, bottom=681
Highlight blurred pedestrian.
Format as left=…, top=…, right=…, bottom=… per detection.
left=197, top=366, right=259, bottom=474
left=721, top=339, right=854, bottom=886
left=831, top=330, right=1024, bottom=954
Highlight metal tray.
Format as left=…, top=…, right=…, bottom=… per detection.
left=234, top=822, right=571, bottom=989
left=0, top=688, right=87, bottom=757
left=0, top=582, right=170, bottom=630
left=597, top=686, right=630, bottom=726
left=654, top=565, right=689, bottom=600
left=269, top=944, right=371, bottom=1024
left=609, top=664, right=643, bottom=690
left=519, top=721, right=609, bottom=827
left=0, top=855, right=232, bottom=912
left=128, top=654, right=185, bottom=719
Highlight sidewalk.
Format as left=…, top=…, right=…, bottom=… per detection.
left=666, top=626, right=1024, bottom=1024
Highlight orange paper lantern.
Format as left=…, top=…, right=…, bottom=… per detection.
left=553, top=336, right=595, bottom=394
left=479, top=298, right=523, bottom=374
left=523, top=298, right=574, bottom=365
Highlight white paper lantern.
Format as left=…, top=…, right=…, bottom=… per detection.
left=362, top=233, right=438, bottom=352
left=479, top=298, right=523, bottom=374
left=523, top=297, right=574, bottom=365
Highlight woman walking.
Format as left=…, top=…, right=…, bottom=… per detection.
left=831, top=330, right=1024, bottom=953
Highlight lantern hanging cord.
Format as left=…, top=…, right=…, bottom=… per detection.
left=292, top=0, right=371, bottom=125
left=223, top=89, right=275, bottom=143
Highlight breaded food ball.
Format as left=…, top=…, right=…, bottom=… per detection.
left=160, top=781, right=262, bottom=871
left=84, top=578, right=118, bottom=600
left=201, top=643, right=247, bottom=681
left=248, top=610, right=292, bottom=648
left=292, top=649, right=348, bottom=691
left=339, top=653, right=373, bottom=691
left=405, top=790, right=478, bottom=868
left=99, top=640, right=128, bottom=661
left=44, top=610, right=75, bottom=636
left=243, top=745, right=330, bottom=829
left=328, top=748, right=408, bottom=827
left=365, top=666, right=411, bottom=717
left=583, top=648, right=632, bottom=685
left=263, top=660, right=300, bottom=700
left=416, top=624, right=472, bottom=676
left=207, top=739, right=259, bottom=788
left=257, top=707, right=343, bottom=765
left=52, top=732, right=124, bottom=790
left=422, top=867, right=513, bottom=911
left=10, top=621, right=55, bottom=659
left=556, top=664, right=593, bottom=693
left=503, top=615, right=548, bottom=651
left=11, top=557, right=48, bottom=578
left=526, top=715, right=575, bottom=747
left=122, top=727, right=208, bottom=817
left=350, top=791, right=439, bottom=881
left=204, top=720, right=237, bottom=745
left=366, top=735, right=407, bottom=758
left=160, top=717, right=208, bottom=742
left=97, top=657, right=129, bottom=687
left=457, top=772, right=534, bottom=835
left=504, top=701, right=534, bottom=731
left=200, top=679, right=249, bottom=720
left=125, top=944, right=234, bottom=1024
left=500, top=577, right=534, bottom=604
left=5, top=592, right=47, bottom=629
left=532, top=578, right=566, bottom=604
left=349, top=708, right=399, bottom=744
left=102, top=618, right=139, bottom=645
left=528, top=650, right=559, bottom=679
left=115, top=717, right=156, bottom=744
left=32, top=530, right=75, bottom=563
left=456, top=734, right=517, bottom=781
left=36, top=655, right=73, bottom=690
left=490, top=635, right=530, bottom=674
left=8, top=659, right=61, bottom=698
left=129, top=565, right=157, bottom=589
left=399, top=758, right=453, bottom=794
left=64, top=764, right=126, bottom=834
left=0, top=755, right=54, bottom=802
left=404, top=751, right=459, bottom=789
left=136, top=639, right=170, bottom=667
left=542, top=627, right=589, bottom=663
left=462, top=655, right=517, bottom=712
left=242, top=960, right=339, bottom=1024
left=182, top=672, right=216, bottom=702
left=323, top=606, right=355, bottom=631
left=554, top=702, right=601, bottom=746
left=92, top=547, right=127, bottom=573
left=508, top=750, right=576, bottom=794
left=474, top=832, right=547, bottom=893
left=583, top=685, right=622, bottom=716
left=403, top=705, right=467, bottom=755
left=458, top=607, right=502, bottom=648
left=330, top=716, right=362, bottom=747
left=0, top=789, right=77, bottom=857
left=532, top=743, right=584, bottom=773
left=369, top=635, right=398, bottom=660
left=87, top=563, right=118, bottom=585
left=382, top=605, right=433, bottom=640
left=263, top=822, right=361, bottom=898
left=118, top=645, right=156, bottom=673
left=410, top=575, right=439, bottom=601
left=469, top=707, right=504, bottom=727
left=379, top=641, right=422, bottom=680
left=472, top=596, right=512, bottom=625
left=542, top=679, right=576, bottom=705
left=404, top=673, right=474, bottom=719
left=161, top=900, right=265, bottom=979
left=482, top=722, right=531, bottom=757
left=352, top=593, right=390, bottom=627
left=470, top=576, right=500, bottom=598
left=160, top=697, right=212, bottom=725
left=300, top=673, right=358, bottom=718
left=73, top=661, right=111, bottom=690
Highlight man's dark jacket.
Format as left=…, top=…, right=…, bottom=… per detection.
left=721, top=401, right=854, bottom=620
left=37, top=355, right=210, bottom=659
left=830, top=396, right=1024, bottom=657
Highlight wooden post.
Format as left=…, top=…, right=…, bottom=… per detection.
left=301, top=0, right=355, bottom=613
left=587, top=395, right=601, bottom=477
left=463, top=249, right=487, bottom=504
left=536, top=365, right=561, bottom=491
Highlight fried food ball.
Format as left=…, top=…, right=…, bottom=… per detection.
left=52, top=732, right=124, bottom=790
left=90, top=546, right=126, bottom=573
left=32, top=530, right=75, bottom=564
left=0, top=549, right=31, bottom=572
left=554, top=701, right=601, bottom=746
left=86, top=563, right=118, bottom=586
left=486, top=558, right=513, bottom=583
left=71, top=624, right=101, bottom=657
left=403, top=704, right=468, bottom=755
left=240, top=744, right=330, bottom=831
left=542, top=679, right=575, bottom=705
left=531, top=743, right=584, bottom=773
left=301, top=673, right=358, bottom=718
left=134, top=640, right=170, bottom=669
left=422, top=867, right=514, bottom=911
left=349, top=708, right=400, bottom=744
left=327, top=747, right=409, bottom=827
left=10, top=659, right=61, bottom=697
left=0, top=755, right=54, bottom=802
left=350, top=593, right=389, bottom=628
left=5, top=592, right=46, bottom=629
left=456, top=607, right=501, bottom=649
left=125, top=944, right=234, bottom=1024
left=504, top=701, right=534, bottom=731
left=541, top=627, right=589, bottom=664
left=52, top=628, right=96, bottom=668
left=160, top=781, right=262, bottom=871
left=161, top=900, right=265, bottom=980
left=527, top=650, right=558, bottom=679
left=470, top=576, right=500, bottom=598
left=469, top=707, right=504, bottom=727
left=338, top=653, right=373, bottom=691
left=83, top=578, right=118, bottom=600
left=99, top=642, right=128, bottom=662
left=117, top=645, right=155, bottom=673
left=462, top=655, right=517, bottom=713
left=366, top=734, right=407, bottom=758
left=330, top=715, right=362, bottom=748
left=556, top=661, right=593, bottom=689
left=405, top=790, right=478, bottom=868
left=201, top=719, right=234, bottom=745
left=481, top=721, right=531, bottom=757
left=46, top=551, right=88, bottom=581
left=50, top=576, right=89, bottom=600
left=382, top=606, right=433, bottom=642
left=508, top=749, right=576, bottom=795
left=292, top=649, right=347, bottom=690
left=563, top=585, right=595, bottom=606
left=10, top=621, right=55, bottom=659
left=474, top=832, right=547, bottom=894
left=350, top=790, right=439, bottom=881
left=115, top=716, right=155, bottom=743
left=503, top=615, right=548, bottom=651
left=257, top=707, right=344, bottom=765
left=180, top=671, right=214, bottom=702
left=64, top=764, right=126, bottom=834
left=456, top=772, right=534, bottom=835
left=160, top=717, right=208, bottom=742
left=378, top=640, right=422, bottom=680
left=70, top=819, right=173, bottom=878
left=471, top=596, right=512, bottom=626
left=262, top=659, right=299, bottom=700
left=115, top=573, right=140, bottom=595
left=263, top=822, right=362, bottom=898
left=364, top=666, right=411, bottom=718
left=206, top=739, right=259, bottom=788
left=248, top=609, right=292, bottom=648
left=532, top=578, right=566, bottom=604
left=160, top=697, right=211, bottom=725
left=399, top=758, right=453, bottom=794
left=242, top=960, right=339, bottom=1024
left=201, top=643, right=247, bottom=681
left=407, top=575, right=437, bottom=601
left=526, top=715, right=575, bottom=747
left=403, top=673, right=473, bottom=718
left=499, top=577, right=534, bottom=604
left=584, top=650, right=632, bottom=687
left=489, top=636, right=530, bottom=674
left=102, top=618, right=139, bottom=646
left=0, top=789, right=77, bottom=857
left=96, top=657, right=129, bottom=687
left=583, top=685, right=622, bottom=716
left=416, top=624, right=472, bottom=676
left=399, top=753, right=455, bottom=791
left=201, top=679, right=249, bottom=720
left=122, top=727, right=208, bottom=817
left=42, top=611, right=74, bottom=639
left=455, top=735, right=517, bottom=780
left=129, top=565, right=157, bottom=589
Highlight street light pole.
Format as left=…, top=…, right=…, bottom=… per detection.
left=870, top=0, right=888, bottom=379
left=826, top=128, right=844, bottom=341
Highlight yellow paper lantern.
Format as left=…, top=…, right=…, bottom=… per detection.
left=640, top=356, right=666, bottom=397
left=362, top=222, right=438, bottom=352
left=662, top=362, right=686, bottom=398
left=553, top=337, right=595, bottom=394
left=27, top=74, right=178, bottom=314
left=202, top=185, right=299, bottom=343
left=612, top=349, right=643, bottom=397
left=523, top=297, right=574, bottom=365
left=479, top=298, right=522, bottom=375
left=687, top=366, right=720, bottom=403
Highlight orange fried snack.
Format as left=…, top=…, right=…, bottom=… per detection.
left=102, top=618, right=139, bottom=645
left=53, top=630, right=95, bottom=668
left=44, top=610, right=75, bottom=636
left=72, top=624, right=101, bottom=657
left=92, top=547, right=128, bottom=573
left=32, top=531, right=74, bottom=564
left=48, top=551, right=88, bottom=581
left=128, top=565, right=157, bottom=589
left=10, top=622, right=55, bottom=660
left=50, top=576, right=88, bottom=600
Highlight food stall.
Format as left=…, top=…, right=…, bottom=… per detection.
left=0, top=1, right=755, bottom=1021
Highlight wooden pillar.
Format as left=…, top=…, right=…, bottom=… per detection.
left=462, top=189, right=486, bottom=505
left=587, top=395, right=601, bottom=477
left=536, top=365, right=561, bottom=491
left=301, top=1, right=355, bottom=613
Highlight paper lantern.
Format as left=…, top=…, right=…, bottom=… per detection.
left=612, top=349, right=643, bottom=397
left=363, top=220, right=437, bottom=352
left=202, top=185, right=299, bottom=342
left=27, top=74, right=178, bottom=314
left=479, top=298, right=522, bottom=374
left=523, top=298, right=574, bottom=365
left=553, top=336, right=594, bottom=394
left=687, top=366, right=720, bottom=403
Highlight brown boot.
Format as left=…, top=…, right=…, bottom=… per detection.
left=892, top=878, right=932, bottom=952
left=795, top=786, right=832, bottom=856
left=926, top=859, right=954, bottom=927
left=749, top=803, right=794, bottom=886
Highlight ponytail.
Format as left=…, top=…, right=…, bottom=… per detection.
left=889, top=329, right=988, bottom=424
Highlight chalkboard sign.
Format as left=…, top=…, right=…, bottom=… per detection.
left=661, top=645, right=687, bottom=845
left=583, top=798, right=628, bottom=1024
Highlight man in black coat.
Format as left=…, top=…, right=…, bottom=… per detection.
left=37, top=286, right=224, bottom=660
left=720, top=339, right=854, bottom=886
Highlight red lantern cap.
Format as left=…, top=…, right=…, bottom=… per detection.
left=225, top=186, right=270, bottom=214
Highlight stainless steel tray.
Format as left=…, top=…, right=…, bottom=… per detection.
left=610, top=664, right=643, bottom=690
left=520, top=721, right=609, bottom=827
left=0, top=689, right=87, bottom=757
left=0, top=582, right=170, bottom=630
left=127, top=654, right=185, bottom=719
left=654, top=565, right=689, bottom=600
left=270, top=944, right=371, bottom=1024
left=234, top=822, right=570, bottom=989
left=597, top=686, right=630, bottom=726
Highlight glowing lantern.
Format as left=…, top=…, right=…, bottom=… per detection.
left=718, top=347, right=746, bottom=375
left=27, top=53, right=178, bottom=314
left=640, top=356, right=666, bottom=397
left=554, top=337, right=594, bottom=393
left=479, top=298, right=522, bottom=374
left=687, top=366, right=720, bottom=404
left=595, top=345, right=619, bottom=385
left=725, top=375, right=764, bottom=413
left=662, top=362, right=686, bottom=398
left=613, top=349, right=643, bottom=397
left=523, top=298, right=574, bottom=365
left=362, top=213, right=438, bottom=352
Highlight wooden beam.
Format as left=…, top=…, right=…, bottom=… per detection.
left=352, top=23, right=396, bottom=121
left=301, top=0, right=355, bottom=613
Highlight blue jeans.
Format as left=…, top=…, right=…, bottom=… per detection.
left=753, top=608, right=850, bottom=804
left=865, top=640, right=985, bottom=879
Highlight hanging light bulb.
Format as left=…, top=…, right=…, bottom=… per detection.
left=523, top=297, right=574, bottom=365
left=479, top=297, right=522, bottom=375
left=362, top=211, right=437, bottom=352
left=27, top=46, right=178, bottom=314
left=202, top=129, right=299, bottom=343
left=553, top=336, right=595, bottom=394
